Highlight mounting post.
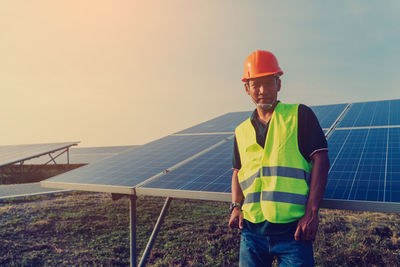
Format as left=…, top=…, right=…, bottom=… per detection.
left=138, top=197, right=172, bottom=267
left=130, top=194, right=137, bottom=267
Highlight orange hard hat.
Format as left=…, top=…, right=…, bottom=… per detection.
left=242, top=50, right=283, bottom=82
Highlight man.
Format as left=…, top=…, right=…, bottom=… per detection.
left=228, top=50, right=330, bottom=266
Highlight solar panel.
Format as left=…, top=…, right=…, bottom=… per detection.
left=326, top=128, right=400, bottom=203
left=176, top=111, right=251, bottom=134
left=310, top=103, right=348, bottom=129
left=0, top=142, right=79, bottom=167
left=42, top=135, right=232, bottom=191
left=140, top=138, right=233, bottom=193
left=41, top=99, right=400, bottom=212
left=337, top=100, right=400, bottom=128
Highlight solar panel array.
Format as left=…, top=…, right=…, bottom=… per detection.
left=42, top=99, right=400, bottom=212
left=43, top=135, right=231, bottom=188
left=0, top=142, right=79, bottom=167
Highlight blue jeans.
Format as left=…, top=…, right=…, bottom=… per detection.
left=239, top=228, right=314, bottom=267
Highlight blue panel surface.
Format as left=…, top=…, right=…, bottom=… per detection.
left=45, top=134, right=232, bottom=186
left=310, top=103, right=347, bottom=129
left=389, top=99, right=400, bottom=126
left=141, top=138, right=233, bottom=192
left=326, top=128, right=400, bottom=203
left=68, top=146, right=136, bottom=164
left=176, top=111, right=251, bottom=134
left=337, top=99, right=400, bottom=127
left=386, top=127, right=400, bottom=202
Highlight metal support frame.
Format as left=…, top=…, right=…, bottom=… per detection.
left=130, top=195, right=137, bottom=267
left=128, top=196, right=172, bottom=267
left=0, top=142, right=78, bottom=168
left=44, top=148, right=70, bottom=165
left=48, top=153, right=57, bottom=165
left=325, top=103, right=351, bottom=139
left=20, top=161, right=24, bottom=179
left=138, top=197, right=172, bottom=267
left=4, top=147, right=71, bottom=167
left=0, top=144, right=76, bottom=184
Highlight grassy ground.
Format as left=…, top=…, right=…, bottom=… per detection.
left=1, top=192, right=400, bottom=266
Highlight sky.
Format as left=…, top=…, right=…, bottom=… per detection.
left=1, top=0, right=400, bottom=147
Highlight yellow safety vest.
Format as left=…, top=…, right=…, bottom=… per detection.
left=235, top=102, right=312, bottom=223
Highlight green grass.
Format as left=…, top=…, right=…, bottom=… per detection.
left=1, top=192, right=400, bottom=266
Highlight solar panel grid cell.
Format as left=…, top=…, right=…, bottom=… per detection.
left=141, top=138, right=233, bottom=193
left=389, top=99, right=400, bottom=125
left=326, top=128, right=395, bottom=202
left=358, top=102, right=379, bottom=126
left=326, top=130, right=364, bottom=200
left=387, top=128, right=400, bottom=202
left=347, top=129, right=387, bottom=202
left=337, top=100, right=400, bottom=128
left=336, top=103, right=361, bottom=128
left=372, top=101, right=389, bottom=126
left=310, top=103, right=347, bottom=129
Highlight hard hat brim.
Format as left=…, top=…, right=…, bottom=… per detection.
left=241, top=71, right=283, bottom=82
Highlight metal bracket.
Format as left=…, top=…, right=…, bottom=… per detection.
left=44, top=148, right=71, bottom=165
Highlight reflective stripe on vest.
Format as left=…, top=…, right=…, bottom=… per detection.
left=235, top=102, right=312, bottom=224
left=239, top=166, right=311, bottom=192
left=244, top=191, right=308, bottom=206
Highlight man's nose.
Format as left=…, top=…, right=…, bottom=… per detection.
left=259, top=84, right=270, bottom=94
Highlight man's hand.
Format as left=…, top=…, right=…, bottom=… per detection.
left=230, top=170, right=244, bottom=229
left=228, top=207, right=244, bottom=229
left=294, top=211, right=319, bottom=241
left=294, top=151, right=329, bottom=241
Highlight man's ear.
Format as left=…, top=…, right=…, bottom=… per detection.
left=276, top=78, right=281, bottom=92
left=244, top=83, right=250, bottom=95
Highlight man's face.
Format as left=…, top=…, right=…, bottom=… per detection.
left=244, top=75, right=281, bottom=107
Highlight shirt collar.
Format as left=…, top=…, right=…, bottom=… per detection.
left=250, top=101, right=280, bottom=123
left=250, top=109, right=258, bottom=122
